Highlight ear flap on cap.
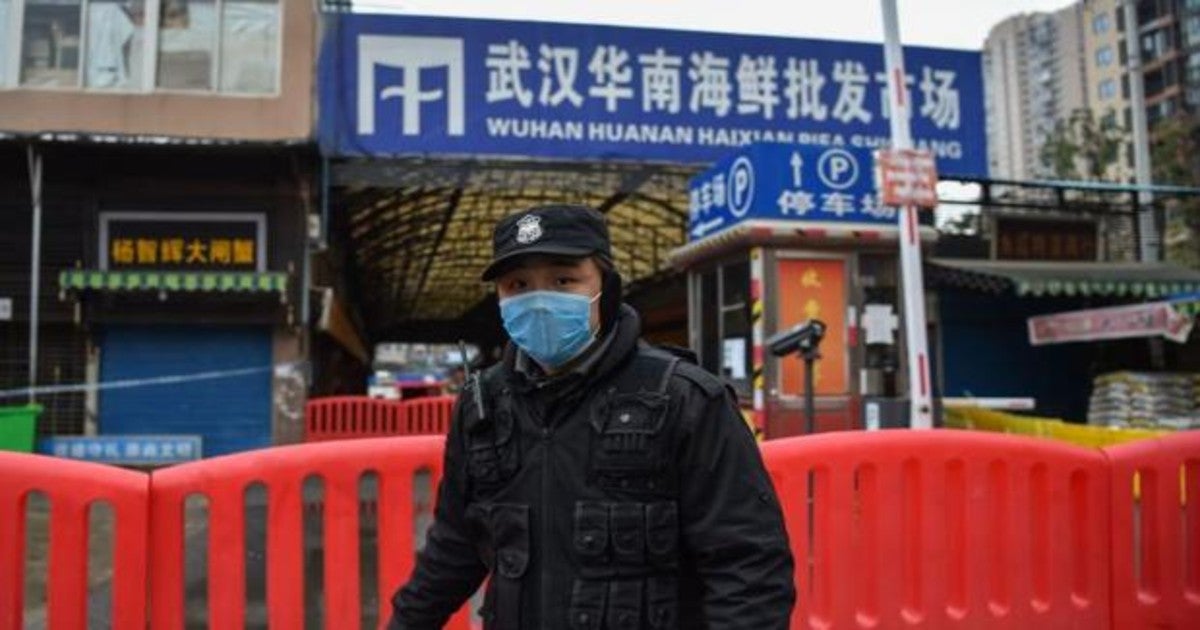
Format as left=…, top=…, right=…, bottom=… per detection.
left=599, top=267, right=623, bottom=335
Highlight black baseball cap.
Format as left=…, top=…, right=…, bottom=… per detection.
left=481, top=205, right=612, bottom=281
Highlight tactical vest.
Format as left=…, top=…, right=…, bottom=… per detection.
left=459, top=348, right=692, bottom=630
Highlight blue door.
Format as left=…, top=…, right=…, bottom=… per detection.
left=99, top=326, right=272, bottom=456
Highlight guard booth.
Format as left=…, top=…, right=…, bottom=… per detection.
left=671, top=143, right=938, bottom=439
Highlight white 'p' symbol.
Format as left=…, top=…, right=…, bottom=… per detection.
left=728, top=157, right=755, bottom=218
left=817, top=148, right=859, bottom=190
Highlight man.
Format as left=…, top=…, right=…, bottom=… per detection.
left=389, top=204, right=794, bottom=629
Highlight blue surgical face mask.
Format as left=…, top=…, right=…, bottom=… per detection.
left=499, top=290, right=600, bottom=369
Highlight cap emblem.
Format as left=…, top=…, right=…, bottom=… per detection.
left=515, top=214, right=543, bottom=245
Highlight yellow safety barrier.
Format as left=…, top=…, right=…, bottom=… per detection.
left=943, top=405, right=1169, bottom=448
left=945, top=405, right=1186, bottom=503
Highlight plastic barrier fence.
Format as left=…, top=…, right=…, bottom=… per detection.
left=0, top=453, right=148, bottom=630
left=763, top=430, right=1111, bottom=628
left=945, top=405, right=1168, bottom=448
left=304, top=396, right=456, bottom=442
left=148, top=435, right=469, bottom=630
left=2, top=430, right=1197, bottom=628
left=1106, top=431, right=1200, bottom=629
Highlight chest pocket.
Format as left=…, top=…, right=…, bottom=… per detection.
left=465, top=386, right=521, bottom=498
left=588, top=355, right=679, bottom=492
left=591, top=392, right=668, bottom=477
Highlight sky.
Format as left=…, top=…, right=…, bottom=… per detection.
left=348, top=0, right=1080, bottom=50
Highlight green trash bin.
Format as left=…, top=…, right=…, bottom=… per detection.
left=0, top=404, right=42, bottom=453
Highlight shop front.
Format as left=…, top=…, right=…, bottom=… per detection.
left=931, top=258, right=1200, bottom=424
left=50, top=144, right=309, bottom=458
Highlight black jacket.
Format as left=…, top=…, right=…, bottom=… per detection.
left=389, top=306, right=795, bottom=629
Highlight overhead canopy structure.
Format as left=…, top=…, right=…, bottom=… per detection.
left=929, top=258, right=1200, bottom=298
left=331, top=158, right=696, bottom=340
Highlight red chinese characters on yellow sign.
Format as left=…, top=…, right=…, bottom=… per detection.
left=777, top=259, right=848, bottom=396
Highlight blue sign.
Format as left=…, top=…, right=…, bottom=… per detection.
left=40, top=435, right=203, bottom=466
left=688, top=143, right=891, bottom=240
left=319, top=14, right=987, bottom=175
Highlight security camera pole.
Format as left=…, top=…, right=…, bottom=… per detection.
left=880, top=0, right=934, bottom=429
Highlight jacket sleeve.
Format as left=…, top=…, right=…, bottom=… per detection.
left=388, top=399, right=488, bottom=629
left=677, top=387, right=796, bottom=629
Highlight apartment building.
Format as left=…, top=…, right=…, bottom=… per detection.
left=983, top=4, right=1089, bottom=180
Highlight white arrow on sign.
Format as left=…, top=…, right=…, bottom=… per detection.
left=790, top=151, right=803, bottom=187
left=691, top=217, right=725, bottom=239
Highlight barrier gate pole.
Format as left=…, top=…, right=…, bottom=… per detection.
left=880, top=0, right=934, bottom=429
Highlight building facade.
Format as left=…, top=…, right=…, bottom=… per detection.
left=0, top=0, right=320, bottom=457
left=983, top=5, right=1089, bottom=181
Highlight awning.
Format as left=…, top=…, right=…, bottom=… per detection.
left=59, top=270, right=288, bottom=296
left=928, top=259, right=1200, bottom=299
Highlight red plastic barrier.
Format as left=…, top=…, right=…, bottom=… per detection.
left=0, top=452, right=148, bottom=630
left=405, top=396, right=456, bottom=435
left=761, top=430, right=1111, bottom=629
left=1105, top=430, right=1200, bottom=629
left=148, top=435, right=469, bottom=630
left=304, top=396, right=456, bottom=442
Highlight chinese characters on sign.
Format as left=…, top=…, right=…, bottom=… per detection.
left=42, top=435, right=204, bottom=465
left=995, top=218, right=1098, bottom=262
left=688, top=142, right=892, bottom=238
left=322, top=14, right=986, bottom=171
left=481, top=45, right=963, bottom=125
left=1029, top=302, right=1194, bottom=345
left=875, top=148, right=939, bottom=207
left=102, top=214, right=265, bottom=271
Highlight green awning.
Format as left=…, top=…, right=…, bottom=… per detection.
left=929, top=259, right=1200, bottom=299
left=59, top=270, right=288, bottom=295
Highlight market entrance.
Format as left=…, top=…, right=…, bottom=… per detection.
left=310, top=157, right=695, bottom=394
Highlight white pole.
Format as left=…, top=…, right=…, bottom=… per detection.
left=880, top=0, right=934, bottom=429
left=1122, top=0, right=1157, bottom=261
left=27, top=145, right=43, bottom=405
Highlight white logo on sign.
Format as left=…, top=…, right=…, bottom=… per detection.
left=817, top=148, right=858, bottom=190
left=357, top=35, right=465, bottom=137
left=727, top=156, right=755, bottom=217
left=516, top=215, right=543, bottom=244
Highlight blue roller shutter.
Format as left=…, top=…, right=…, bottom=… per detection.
left=99, top=326, right=272, bottom=457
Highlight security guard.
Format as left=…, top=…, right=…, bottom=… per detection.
left=389, top=205, right=795, bottom=629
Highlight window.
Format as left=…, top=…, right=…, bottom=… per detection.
left=5, top=0, right=278, bottom=94
left=1187, top=16, right=1200, bottom=47
left=20, top=0, right=84, bottom=87
left=0, top=0, right=9, bottom=85
left=157, top=0, right=278, bottom=93
left=1096, top=46, right=1114, bottom=68
left=1093, top=12, right=1110, bottom=35
left=1098, top=78, right=1117, bottom=100
left=86, top=1, right=146, bottom=89
left=1188, top=51, right=1200, bottom=84
left=218, top=0, right=279, bottom=93
left=695, top=260, right=750, bottom=390
left=1142, top=29, right=1171, bottom=61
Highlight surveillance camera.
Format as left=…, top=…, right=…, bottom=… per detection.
left=766, top=319, right=827, bottom=357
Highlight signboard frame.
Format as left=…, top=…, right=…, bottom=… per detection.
left=98, top=211, right=267, bottom=273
